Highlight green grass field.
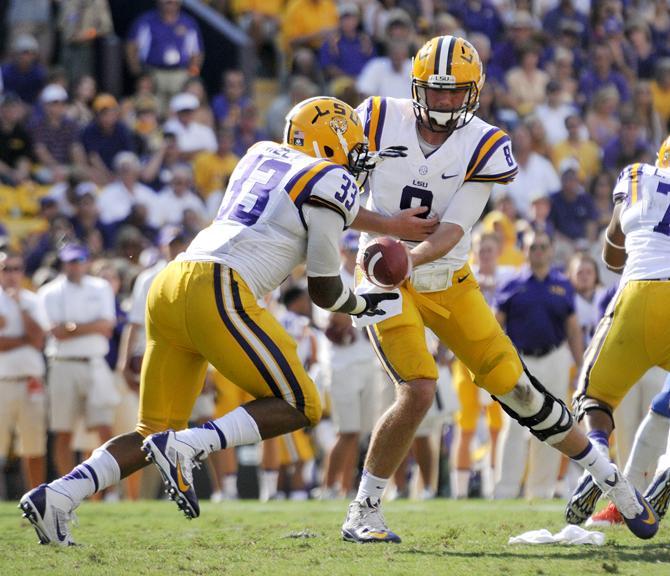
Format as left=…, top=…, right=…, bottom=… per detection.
left=2, top=499, right=669, bottom=576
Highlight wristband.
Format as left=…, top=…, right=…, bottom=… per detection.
left=350, top=295, right=367, bottom=315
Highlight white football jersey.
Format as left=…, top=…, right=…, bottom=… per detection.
left=613, top=163, right=670, bottom=284
left=181, top=141, right=360, bottom=298
left=356, top=97, right=518, bottom=270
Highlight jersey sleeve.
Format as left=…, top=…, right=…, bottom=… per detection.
left=464, top=127, right=518, bottom=184
left=285, top=160, right=360, bottom=228
left=356, top=96, right=387, bottom=153
left=613, top=162, right=643, bottom=204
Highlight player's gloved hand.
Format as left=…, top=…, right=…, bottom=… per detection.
left=363, top=146, right=408, bottom=169
left=353, top=292, right=400, bottom=317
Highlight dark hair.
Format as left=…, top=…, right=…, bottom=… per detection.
left=282, top=286, right=307, bottom=308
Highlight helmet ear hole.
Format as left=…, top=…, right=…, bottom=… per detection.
left=324, top=146, right=334, bottom=158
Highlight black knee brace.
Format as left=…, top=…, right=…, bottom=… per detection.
left=572, top=395, right=615, bottom=429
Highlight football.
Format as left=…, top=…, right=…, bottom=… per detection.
left=361, top=236, right=411, bottom=289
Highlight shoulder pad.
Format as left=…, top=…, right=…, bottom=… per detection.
left=465, top=126, right=518, bottom=184
left=285, top=160, right=359, bottom=227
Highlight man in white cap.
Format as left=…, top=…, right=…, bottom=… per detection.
left=163, top=93, right=217, bottom=160
left=38, top=243, right=118, bottom=479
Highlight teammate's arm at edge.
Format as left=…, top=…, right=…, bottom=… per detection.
left=602, top=199, right=627, bottom=274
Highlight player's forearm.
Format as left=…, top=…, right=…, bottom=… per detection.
left=307, top=276, right=364, bottom=314
left=21, top=311, right=45, bottom=349
left=565, top=315, right=584, bottom=369
left=0, top=335, right=29, bottom=351
left=351, top=206, right=437, bottom=241
left=409, top=222, right=464, bottom=268
left=117, top=323, right=139, bottom=371
left=351, top=207, right=394, bottom=235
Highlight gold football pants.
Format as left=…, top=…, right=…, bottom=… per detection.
left=368, top=264, right=523, bottom=396
left=136, top=261, right=321, bottom=436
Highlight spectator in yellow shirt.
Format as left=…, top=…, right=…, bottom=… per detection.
left=192, top=126, right=239, bottom=199
left=281, top=0, right=338, bottom=53
left=551, top=114, right=601, bottom=184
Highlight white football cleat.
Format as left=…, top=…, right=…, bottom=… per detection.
left=19, top=484, right=77, bottom=546
left=142, top=430, right=205, bottom=519
left=341, top=497, right=402, bottom=543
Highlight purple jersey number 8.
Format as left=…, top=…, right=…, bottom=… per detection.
left=217, top=157, right=291, bottom=226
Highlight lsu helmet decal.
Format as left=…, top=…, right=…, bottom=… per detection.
left=283, top=96, right=371, bottom=181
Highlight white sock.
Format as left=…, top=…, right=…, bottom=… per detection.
left=481, top=466, right=495, bottom=499
left=572, top=442, right=616, bottom=485
left=177, top=407, right=262, bottom=455
left=624, top=411, right=670, bottom=490
left=450, top=469, right=470, bottom=499
left=355, top=470, right=388, bottom=503
left=259, top=469, right=279, bottom=501
left=224, top=474, right=238, bottom=498
left=50, top=448, right=121, bottom=504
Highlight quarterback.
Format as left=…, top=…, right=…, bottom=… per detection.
left=566, top=135, right=670, bottom=526
left=18, top=96, right=429, bottom=545
left=341, top=35, right=658, bottom=543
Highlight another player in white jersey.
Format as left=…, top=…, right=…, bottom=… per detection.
left=567, top=135, right=670, bottom=527
left=342, top=35, right=658, bottom=543
left=18, top=96, right=432, bottom=545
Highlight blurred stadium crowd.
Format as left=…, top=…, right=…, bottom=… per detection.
left=1, top=0, right=669, bottom=503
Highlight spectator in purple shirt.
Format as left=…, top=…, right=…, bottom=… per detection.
left=232, top=103, right=268, bottom=157
left=491, top=10, right=539, bottom=73
left=494, top=230, right=582, bottom=499
left=602, top=113, right=654, bottom=172
left=319, top=3, right=376, bottom=81
left=549, top=160, right=598, bottom=252
left=0, top=35, right=46, bottom=105
left=30, top=84, right=79, bottom=183
left=211, top=69, right=252, bottom=127
left=126, top=0, right=204, bottom=113
left=449, top=0, right=505, bottom=43
left=74, top=94, right=135, bottom=185
left=627, top=20, right=659, bottom=80
left=542, top=0, right=589, bottom=48
left=577, top=44, right=631, bottom=108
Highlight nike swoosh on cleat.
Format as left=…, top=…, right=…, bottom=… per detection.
left=55, top=517, right=67, bottom=542
left=441, top=173, right=458, bottom=179
left=366, top=531, right=391, bottom=539
left=175, top=455, right=190, bottom=492
left=457, top=274, right=470, bottom=283
left=641, top=499, right=657, bottom=526
left=603, top=474, right=618, bottom=488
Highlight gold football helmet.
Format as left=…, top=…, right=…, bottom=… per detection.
left=658, top=135, right=670, bottom=169
left=284, top=96, right=371, bottom=180
left=411, top=35, right=485, bottom=132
